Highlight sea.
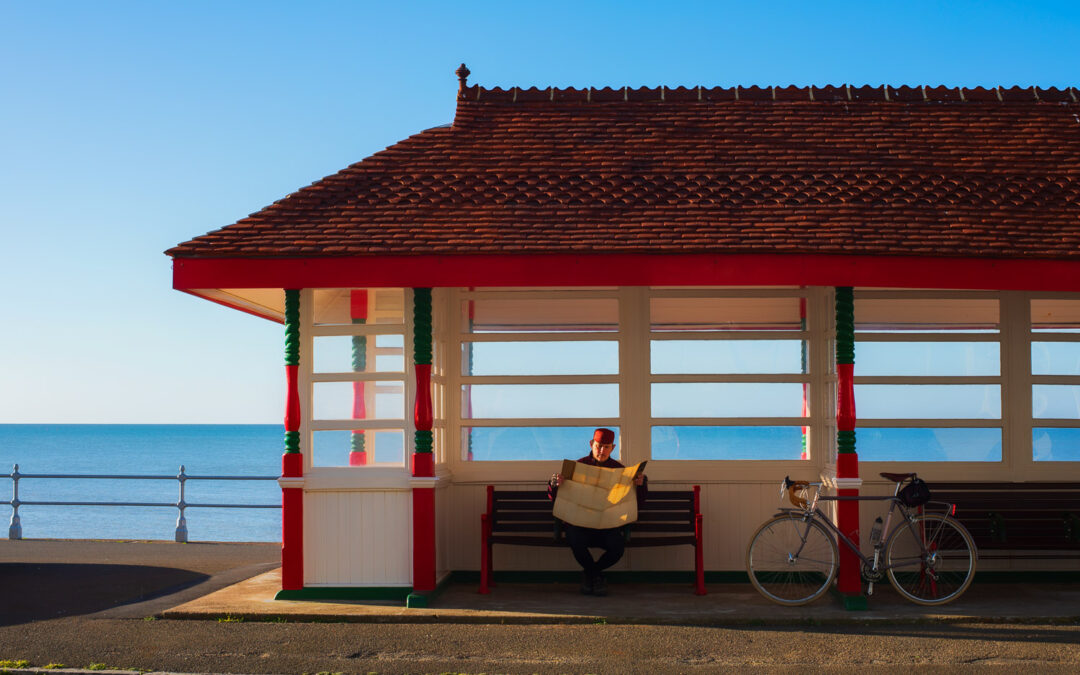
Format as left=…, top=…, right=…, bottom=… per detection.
left=2, top=422, right=1060, bottom=542
left=0, top=425, right=281, bottom=542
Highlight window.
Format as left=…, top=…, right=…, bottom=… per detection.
left=1031, top=299, right=1080, bottom=461
left=854, top=294, right=1002, bottom=462
left=459, top=291, right=620, bottom=461
left=309, top=288, right=408, bottom=467
left=649, top=291, right=811, bottom=460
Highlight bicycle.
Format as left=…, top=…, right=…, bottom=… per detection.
left=745, top=472, right=977, bottom=606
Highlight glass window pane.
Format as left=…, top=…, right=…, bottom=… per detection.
left=651, top=340, right=804, bottom=374
left=313, top=381, right=404, bottom=420
left=463, top=341, right=618, bottom=376
left=463, top=427, right=620, bottom=461
left=651, top=383, right=806, bottom=418
left=1033, top=385, right=1080, bottom=419
left=1032, top=299, right=1080, bottom=333
left=1032, top=343, right=1080, bottom=375
left=855, top=342, right=1000, bottom=376
left=857, top=428, right=1001, bottom=461
left=651, top=426, right=806, bottom=460
left=855, top=298, right=999, bottom=332
left=314, top=335, right=405, bottom=373
left=312, top=430, right=405, bottom=467
left=651, top=297, right=802, bottom=331
left=313, top=288, right=405, bottom=326
left=856, top=385, right=1001, bottom=419
left=463, top=298, right=618, bottom=333
left=1033, top=428, right=1080, bottom=461
left=462, top=384, right=618, bottom=419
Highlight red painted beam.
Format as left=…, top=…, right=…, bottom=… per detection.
left=173, top=253, right=1080, bottom=291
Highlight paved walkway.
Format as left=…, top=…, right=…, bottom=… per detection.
left=164, top=567, right=1080, bottom=625
left=3, top=539, right=1079, bottom=627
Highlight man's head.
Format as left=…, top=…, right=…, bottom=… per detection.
left=590, top=428, right=616, bottom=462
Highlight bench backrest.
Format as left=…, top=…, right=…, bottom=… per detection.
left=487, top=487, right=698, bottom=538
left=930, top=482, right=1080, bottom=550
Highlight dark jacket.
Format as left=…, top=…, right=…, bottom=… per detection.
left=547, top=454, right=648, bottom=504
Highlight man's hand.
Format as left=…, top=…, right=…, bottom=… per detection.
left=550, top=473, right=563, bottom=487
left=633, top=474, right=645, bottom=486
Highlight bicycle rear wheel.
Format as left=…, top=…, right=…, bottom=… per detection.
left=746, top=514, right=838, bottom=606
left=885, top=513, right=976, bottom=606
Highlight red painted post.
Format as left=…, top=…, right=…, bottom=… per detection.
left=281, top=289, right=304, bottom=591
left=835, top=288, right=862, bottom=600
left=478, top=511, right=491, bottom=594
left=484, top=484, right=495, bottom=589
left=410, top=288, right=437, bottom=597
left=349, top=289, right=369, bottom=466
left=693, top=485, right=706, bottom=595
left=280, top=453, right=303, bottom=591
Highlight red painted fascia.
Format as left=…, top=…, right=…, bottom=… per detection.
left=172, top=253, right=1080, bottom=292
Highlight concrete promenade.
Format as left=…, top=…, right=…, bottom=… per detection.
left=2, top=539, right=1080, bottom=673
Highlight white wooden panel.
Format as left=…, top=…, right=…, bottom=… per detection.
left=303, top=489, right=411, bottom=586
left=435, top=484, right=451, bottom=578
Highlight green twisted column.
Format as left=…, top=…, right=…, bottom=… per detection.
left=834, top=285, right=862, bottom=603
left=800, top=297, right=809, bottom=460
left=413, top=288, right=433, bottom=364
left=351, top=333, right=367, bottom=456
left=410, top=287, right=437, bottom=601
left=284, top=289, right=301, bottom=454
left=835, top=286, right=856, bottom=455
left=413, top=288, right=433, bottom=454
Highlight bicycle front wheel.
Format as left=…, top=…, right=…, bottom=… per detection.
left=885, top=513, right=976, bottom=606
left=746, top=514, right=838, bottom=606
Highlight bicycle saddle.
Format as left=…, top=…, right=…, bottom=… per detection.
left=879, top=472, right=915, bottom=482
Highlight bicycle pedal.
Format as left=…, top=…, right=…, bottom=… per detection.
left=867, top=582, right=875, bottom=596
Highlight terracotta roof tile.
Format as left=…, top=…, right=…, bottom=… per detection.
left=168, top=81, right=1080, bottom=260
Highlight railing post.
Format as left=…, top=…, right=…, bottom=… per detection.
left=174, top=465, right=188, bottom=543
left=8, top=464, right=22, bottom=540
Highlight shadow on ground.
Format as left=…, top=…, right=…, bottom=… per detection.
left=0, top=562, right=208, bottom=625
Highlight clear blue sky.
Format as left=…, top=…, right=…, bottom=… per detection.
left=2, top=1, right=1078, bottom=423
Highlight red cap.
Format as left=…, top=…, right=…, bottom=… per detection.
left=593, top=428, right=615, bottom=444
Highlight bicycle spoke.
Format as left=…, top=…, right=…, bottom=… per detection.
left=746, top=515, right=838, bottom=606
left=885, top=514, right=976, bottom=606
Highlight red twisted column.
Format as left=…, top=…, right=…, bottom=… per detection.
left=349, top=289, right=369, bottom=466
left=409, top=288, right=436, bottom=605
left=280, top=288, right=304, bottom=592
left=835, top=287, right=862, bottom=601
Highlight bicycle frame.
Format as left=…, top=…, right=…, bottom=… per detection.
left=773, top=488, right=957, bottom=591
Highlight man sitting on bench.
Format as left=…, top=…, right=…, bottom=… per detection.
left=547, top=428, right=648, bottom=596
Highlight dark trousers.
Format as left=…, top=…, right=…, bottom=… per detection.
left=565, top=524, right=625, bottom=577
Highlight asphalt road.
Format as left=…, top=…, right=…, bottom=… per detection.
left=3, top=617, right=1080, bottom=673
left=3, top=540, right=1079, bottom=673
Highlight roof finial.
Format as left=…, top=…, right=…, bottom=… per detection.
left=456, top=63, right=471, bottom=95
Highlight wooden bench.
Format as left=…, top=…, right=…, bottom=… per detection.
left=479, top=485, right=705, bottom=595
left=931, top=482, right=1080, bottom=560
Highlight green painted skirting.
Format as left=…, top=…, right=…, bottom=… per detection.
left=275, top=586, right=412, bottom=601
left=406, top=573, right=455, bottom=608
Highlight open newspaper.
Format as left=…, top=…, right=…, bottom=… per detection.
left=552, top=459, right=647, bottom=529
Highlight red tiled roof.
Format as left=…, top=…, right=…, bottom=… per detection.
left=167, top=83, right=1080, bottom=260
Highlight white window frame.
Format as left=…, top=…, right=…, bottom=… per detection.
left=854, top=289, right=1008, bottom=479
left=300, top=287, right=415, bottom=488
left=446, top=286, right=834, bottom=484
left=644, top=287, right=831, bottom=481
left=1028, top=292, right=1080, bottom=469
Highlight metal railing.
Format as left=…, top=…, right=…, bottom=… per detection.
left=3, top=464, right=279, bottom=542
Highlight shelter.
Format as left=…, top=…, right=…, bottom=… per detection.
left=168, top=66, right=1080, bottom=605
